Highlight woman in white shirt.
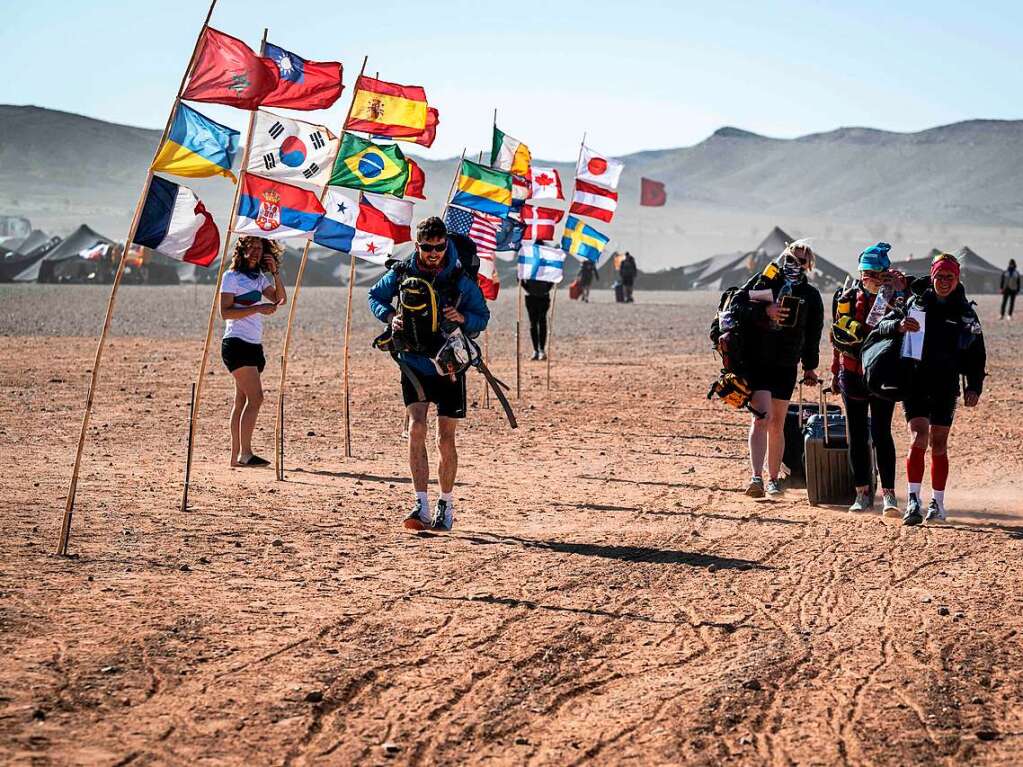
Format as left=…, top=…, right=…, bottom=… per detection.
left=219, top=236, right=286, bottom=466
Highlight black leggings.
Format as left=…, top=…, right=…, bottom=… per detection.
left=843, top=393, right=897, bottom=488
left=525, top=295, right=550, bottom=352
left=1002, top=291, right=1017, bottom=317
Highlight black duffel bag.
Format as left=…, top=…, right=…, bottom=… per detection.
left=861, top=328, right=911, bottom=401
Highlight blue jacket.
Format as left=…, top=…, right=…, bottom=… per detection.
left=368, top=245, right=490, bottom=376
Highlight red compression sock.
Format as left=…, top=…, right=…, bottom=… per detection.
left=907, top=445, right=926, bottom=484
left=931, top=453, right=949, bottom=492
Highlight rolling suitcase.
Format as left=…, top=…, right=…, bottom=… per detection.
left=803, top=390, right=873, bottom=505
left=782, top=385, right=842, bottom=488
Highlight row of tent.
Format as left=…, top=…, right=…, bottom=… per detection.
left=2, top=223, right=1007, bottom=293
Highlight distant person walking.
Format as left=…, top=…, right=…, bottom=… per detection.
left=219, top=236, right=286, bottom=467
left=577, top=259, right=598, bottom=302
left=740, top=241, right=824, bottom=498
left=1001, top=259, right=1020, bottom=320
left=619, top=251, right=637, bottom=303
left=522, top=277, right=554, bottom=360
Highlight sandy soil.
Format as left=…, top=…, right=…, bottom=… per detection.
left=2, top=285, right=1023, bottom=766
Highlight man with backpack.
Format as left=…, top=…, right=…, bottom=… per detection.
left=367, top=217, right=490, bottom=532
left=619, top=251, right=638, bottom=303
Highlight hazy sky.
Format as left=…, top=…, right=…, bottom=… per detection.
left=3, top=0, right=1021, bottom=160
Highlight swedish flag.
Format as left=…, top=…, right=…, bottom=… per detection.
left=329, top=133, right=409, bottom=195
left=561, top=215, right=609, bottom=263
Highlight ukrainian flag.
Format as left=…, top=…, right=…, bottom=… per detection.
left=451, top=160, right=512, bottom=217
left=561, top=215, right=609, bottom=263
left=152, top=104, right=239, bottom=182
left=329, top=133, right=409, bottom=195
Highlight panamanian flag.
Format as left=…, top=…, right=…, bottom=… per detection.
left=234, top=174, right=325, bottom=240
left=314, top=187, right=413, bottom=264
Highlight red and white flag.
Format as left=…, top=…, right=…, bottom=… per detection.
left=353, top=192, right=413, bottom=263
left=521, top=205, right=564, bottom=242
left=529, top=167, right=564, bottom=200
left=477, top=251, right=500, bottom=300
left=576, top=145, right=623, bottom=190
left=468, top=212, right=502, bottom=299
left=570, top=179, right=618, bottom=223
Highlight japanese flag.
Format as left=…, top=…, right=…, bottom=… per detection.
left=576, top=145, right=623, bottom=190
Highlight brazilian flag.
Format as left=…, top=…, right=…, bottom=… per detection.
left=330, top=133, right=410, bottom=195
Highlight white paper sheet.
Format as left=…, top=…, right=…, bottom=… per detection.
left=900, top=307, right=926, bottom=360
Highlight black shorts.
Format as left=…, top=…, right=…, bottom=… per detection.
left=221, top=337, right=266, bottom=373
left=903, top=385, right=957, bottom=427
left=401, top=369, right=467, bottom=419
left=748, top=364, right=798, bottom=401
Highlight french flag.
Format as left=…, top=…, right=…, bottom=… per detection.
left=134, top=176, right=219, bottom=266
left=570, top=179, right=618, bottom=223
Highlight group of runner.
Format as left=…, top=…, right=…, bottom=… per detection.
left=214, top=220, right=990, bottom=532
left=734, top=240, right=987, bottom=525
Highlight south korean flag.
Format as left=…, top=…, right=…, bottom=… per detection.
left=247, top=110, right=339, bottom=191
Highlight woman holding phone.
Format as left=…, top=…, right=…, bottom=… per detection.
left=741, top=241, right=824, bottom=498
left=219, top=236, right=286, bottom=467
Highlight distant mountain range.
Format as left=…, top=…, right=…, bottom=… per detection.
left=2, top=104, right=1021, bottom=270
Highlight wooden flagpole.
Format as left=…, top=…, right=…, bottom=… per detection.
left=516, top=282, right=522, bottom=398
left=57, top=0, right=219, bottom=556
left=275, top=55, right=368, bottom=479
left=180, top=27, right=268, bottom=512
left=546, top=133, right=587, bottom=393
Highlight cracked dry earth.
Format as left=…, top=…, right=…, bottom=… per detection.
left=2, top=286, right=1023, bottom=766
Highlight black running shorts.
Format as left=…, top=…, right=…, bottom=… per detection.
left=221, top=337, right=266, bottom=373
left=903, top=384, right=957, bottom=427
left=748, top=364, right=798, bottom=401
left=401, top=369, right=467, bottom=419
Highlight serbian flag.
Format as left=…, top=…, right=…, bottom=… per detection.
left=134, top=176, right=219, bottom=266
left=570, top=179, right=618, bottom=223
left=403, top=158, right=426, bottom=199
left=521, top=205, right=564, bottom=242
left=182, top=28, right=279, bottom=110
left=576, top=145, right=624, bottom=190
left=641, top=177, right=666, bottom=206
left=314, top=188, right=413, bottom=264
left=235, top=174, right=325, bottom=240
left=261, top=42, right=344, bottom=110
left=345, top=76, right=429, bottom=138
left=529, top=167, right=564, bottom=200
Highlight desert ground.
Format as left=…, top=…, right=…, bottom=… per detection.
left=2, top=284, right=1022, bottom=766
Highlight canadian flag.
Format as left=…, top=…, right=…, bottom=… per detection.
left=576, top=145, right=623, bottom=190
left=521, top=205, right=565, bottom=242
left=477, top=251, right=500, bottom=300
left=570, top=179, right=618, bottom=223
left=529, top=167, right=564, bottom=200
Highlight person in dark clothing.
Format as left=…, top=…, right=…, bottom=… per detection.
left=740, top=241, right=824, bottom=498
left=873, top=253, right=986, bottom=525
left=1001, top=259, right=1020, bottom=320
left=619, top=252, right=637, bottom=302
left=522, top=278, right=553, bottom=360
left=577, top=259, right=598, bottom=302
left=830, top=242, right=908, bottom=515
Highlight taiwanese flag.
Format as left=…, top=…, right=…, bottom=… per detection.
left=346, top=76, right=429, bottom=138
left=182, top=28, right=279, bottom=110
left=570, top=179, right=618, bottom=223
left=261, top=42, right=344, bottom=110
left=641, top=177, right=666, bottom=207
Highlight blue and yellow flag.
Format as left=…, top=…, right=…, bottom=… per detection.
left=329, top=133, right=410, bottom=195
left=561, top=215, right=609, bottom=263
left=152, top=104, right=239, bottom=182
left=451, top=160, right=512, bottom=217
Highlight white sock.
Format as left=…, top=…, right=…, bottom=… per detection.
left=908, top=482, right=922, bottom=498
left=932, top=490, right=945, bottom=509
left=415, top=491, right=429, bottom=510
left=440, top=491, right=453, bottom=505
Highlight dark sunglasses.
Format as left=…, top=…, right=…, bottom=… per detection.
left=418, top=242, right=446, bottom=253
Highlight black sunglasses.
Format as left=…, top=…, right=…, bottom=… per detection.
left=418, top=242, right=446, bottom=253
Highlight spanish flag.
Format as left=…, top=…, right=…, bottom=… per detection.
left=152, top=104, right=240, bottom=182
left=345, top=76, right=429, bottom=138
left=451, top=160, right=512, bottom=218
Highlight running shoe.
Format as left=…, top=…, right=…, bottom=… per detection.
left=766, top=479, right=783, bottom=496
left=902, top=494, right=923, bottom=526
left=431, top=499, right=453, bottom=531
left=849, top=491, right=873, bottom=512
left=531, top=350, right=540, bottom=361
left=925, top=498, right=947, bottom=523
left=882, top=490, right=900, bottom=518
left=745, top=477, right=765, bottom=498
left=403, top=499, right=428, bottom=531
left=538, top=350, right=547, bottom=361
